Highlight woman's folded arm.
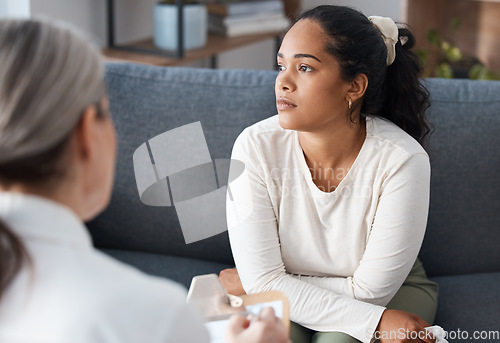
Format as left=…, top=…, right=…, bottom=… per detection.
left=289, top=153, right=431, bottom=306
left=226, top=131, right=388, bottom=342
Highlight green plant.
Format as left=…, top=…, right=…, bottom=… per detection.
left=417, top=18, right=499, bottom=80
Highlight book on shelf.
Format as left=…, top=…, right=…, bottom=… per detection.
left=209, top=17, right=290, bottom=37
left=210, top=11, right=285, bottom=27
left=206, top=0, right=284, bottom=17
left=187, top=274, right=289, bottom=343
left=208, top=11, right=290, bottom=37
left=206, top=0, right=290, bottom=37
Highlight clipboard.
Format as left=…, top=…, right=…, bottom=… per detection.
left=187, top=274, right=247, bottom=321
left=241, top=290, right=290, bottom=330
left=187, top=274, right=289, bottom=329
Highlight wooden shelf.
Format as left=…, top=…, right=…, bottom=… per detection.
left=102, top=31, right=283, bottom=67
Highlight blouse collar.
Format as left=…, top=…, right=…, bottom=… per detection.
left=0, top=192, right=92, bottom=249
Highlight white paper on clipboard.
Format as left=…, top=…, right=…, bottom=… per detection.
left=205, top=300, right=284, bottom=343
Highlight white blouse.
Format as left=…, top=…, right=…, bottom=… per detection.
left=227, top=115, right=431, bottom=343
left=0, top=193, right=209, bottom=343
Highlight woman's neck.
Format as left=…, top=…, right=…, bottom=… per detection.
left=299, top=116, right=366, bottom=171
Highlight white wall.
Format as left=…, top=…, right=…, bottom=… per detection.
left=0, top=0, right=30, bottom=19
left=31, top=0, right=106, bottom=45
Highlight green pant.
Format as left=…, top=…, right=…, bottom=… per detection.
left=290, top=258, right=439, bottom=343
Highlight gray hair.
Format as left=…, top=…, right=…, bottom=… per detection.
left=0, top=18, right=105, bottom=164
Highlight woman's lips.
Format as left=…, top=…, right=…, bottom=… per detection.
left=276, top=97, right=297, bottom=111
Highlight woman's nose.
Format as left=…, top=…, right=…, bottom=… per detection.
left=280, top=82, right=290, bottom=91
left=276, top=72, right=293, bottom=92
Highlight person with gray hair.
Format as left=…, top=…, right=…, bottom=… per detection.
left=0, top=18, right=289, bottom=343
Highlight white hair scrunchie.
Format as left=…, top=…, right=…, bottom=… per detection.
left=368, top=16, right=398, bottom=66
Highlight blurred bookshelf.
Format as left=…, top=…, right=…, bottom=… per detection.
left=102, top=31, right=282, bottom=67
left=103, top=0, right=287, bottom=68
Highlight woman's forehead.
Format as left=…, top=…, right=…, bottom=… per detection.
left=280, top=20, right=327, bottom=57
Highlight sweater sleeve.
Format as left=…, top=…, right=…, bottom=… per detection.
left=226, top=130, right=385, bottom=343
left=289, top=153, right=431, bottom=306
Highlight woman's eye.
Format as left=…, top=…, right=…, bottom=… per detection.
left=299, top=65, right=313, bottom=72
left=277, top=64, right=286, bottom=71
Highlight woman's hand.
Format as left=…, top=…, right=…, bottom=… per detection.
left=376, top=309, right=435, bottom=343
left=219, top=268, right=246, bottom=296
left=225, top=307, right=291, bottom=343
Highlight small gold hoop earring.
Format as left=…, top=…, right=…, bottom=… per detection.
left=348, top=98, right=352, bottom=109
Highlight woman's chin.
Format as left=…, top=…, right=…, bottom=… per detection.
left=278, top=111, right=299, bottom=130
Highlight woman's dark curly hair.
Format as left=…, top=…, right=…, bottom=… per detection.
left=299, top=5, right=431, bottom=146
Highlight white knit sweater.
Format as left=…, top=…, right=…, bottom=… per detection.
left=227, top=115, right=431, bottom=343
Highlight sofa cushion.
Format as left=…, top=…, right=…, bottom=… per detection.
left=101, top=248, right=234, bottom=288
left=87, top=63, right=278, bottom=265
left=431, top=272, right=500, bottom=342
left=420, top=78, right=500, bottom=277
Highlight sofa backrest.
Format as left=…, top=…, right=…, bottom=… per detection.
left=420, top=78, right=500, bottom=276
left=87, top=63, right=277, bottom=265
left=88, top=63, right=500, bottom=276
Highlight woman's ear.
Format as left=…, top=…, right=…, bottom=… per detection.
left=346, top=73, right=368, bottom=103
left=74, top=104, right=98, bottom=163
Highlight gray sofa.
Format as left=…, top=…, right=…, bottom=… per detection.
left=87, top=62, right=500, bottom=342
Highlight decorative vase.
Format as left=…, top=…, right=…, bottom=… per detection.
left=153, top=2, right=207, bottom=51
